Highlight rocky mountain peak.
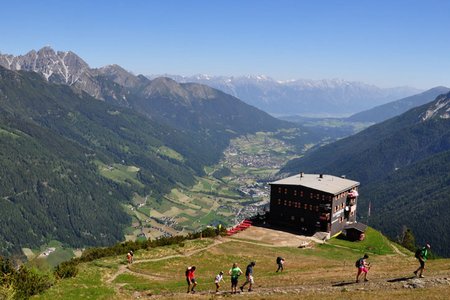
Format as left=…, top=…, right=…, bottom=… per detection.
left=421, top=92, right=450, bottom=121
left=97, top=64, right=145, bottom=88
left=144, top=77, right=190, bottom=100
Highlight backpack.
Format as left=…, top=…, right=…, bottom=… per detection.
left=185, top=267, right=191, bottom=277
left=415, top=248, right=422, bottom=258
left=276, top=257, right=283, bottom=264
left=355, top=258, right=363, bottom=268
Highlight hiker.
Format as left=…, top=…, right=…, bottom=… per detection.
left=228, top=263, right=242, bottom=294
left=240, top=261, right=256, bottom=292
left=126, top=251, right=132, bottom=264
left=276, top=256, right=285, bottom=272
left=214, top=271, right=225, bottom=293
left=414, top=244, right=431, bottom=278
left=185, top=266, right=197, bottom=293
left=355, top=254, right=370, bottom=283
left=129, top=250, right=134, bottom=263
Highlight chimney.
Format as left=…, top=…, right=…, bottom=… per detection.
left=319, top=174, right=323, bottom=179
left=300, top=172, right=304, bottom=178
left=341, top=175, right=346, bottom=179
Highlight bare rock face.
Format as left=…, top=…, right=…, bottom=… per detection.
left=0, top=47, right=103, bottom=99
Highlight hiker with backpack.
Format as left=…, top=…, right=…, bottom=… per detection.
left=240, top=261, right=256, bottom=292
left=414, top=244, right=431, bottom=278
left=126, top=251, right=133, bottom=264
left=276, top=256, right=285, bottom=272
left=214, top=271, right=225, bottom=293
left=185, top=266, right=197, bottom=293
left=355, top=254, right=370, bottom=283
left=228, top=263, right=242, bottom=294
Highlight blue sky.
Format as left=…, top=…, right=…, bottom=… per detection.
left=0, top=0, right=449, bottom=88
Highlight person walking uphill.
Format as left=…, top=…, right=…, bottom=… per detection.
left=185, top=266, right=197, bottom=293
left=214, top=271, right=225, bottom=293
left=276, top=256, right=285, bottom=272
left=228, top=263, right=242, bottom=294
left=240, top=261, right=256, bottom=292
left=414, top=244, right=431, bottom=278
left=355, top=254, right=370, bottom=283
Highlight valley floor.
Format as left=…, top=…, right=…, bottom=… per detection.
left=33, top=227, right=450, bottom=300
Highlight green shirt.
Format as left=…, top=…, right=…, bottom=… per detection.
left=421, top=248, right=429, bottom=261
left=229, top=267, right=242, bottom=279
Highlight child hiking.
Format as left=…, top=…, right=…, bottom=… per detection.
left=414, top=244, right=431, bottom=278
left=240, top=261, right=256, bottom=292
left=214, top=271, right=225, bottom=293
left=355, top=254, right=370, bottom=283
left=185, top=266, right=197, bottom=293
left=228, top=263, right=242, bottom=294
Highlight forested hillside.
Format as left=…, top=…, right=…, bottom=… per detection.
left=361, top=150, right=450, bottom=256
left=280, top=92, right=450, bottom=256
left=0, top=67, right=249, bottom=255
left=0, top=64, right=313, bottom=256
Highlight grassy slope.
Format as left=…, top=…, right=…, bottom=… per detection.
left=34, top=228, right=450, bottom=299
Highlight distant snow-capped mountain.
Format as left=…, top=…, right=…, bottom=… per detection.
left=148, top=74, right=422, bottom=117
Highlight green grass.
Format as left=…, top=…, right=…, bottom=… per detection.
left=328, top=227, right=394, bottom=255
left=0, top=127, right=21, bottom=138
left=95, top=161, right=144, bottom=188
left=32, top=231, right=450, bottom=299
left=153, top=146, right=184, bottom=162
left=34, top=263, right=116, bottom=300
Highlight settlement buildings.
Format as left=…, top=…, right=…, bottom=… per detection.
left=269, top=173, right=360, bottom=238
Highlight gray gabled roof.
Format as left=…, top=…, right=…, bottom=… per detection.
left=270, top=173, right=359, bottom=195
left=344, top=222, right=368, bottom=232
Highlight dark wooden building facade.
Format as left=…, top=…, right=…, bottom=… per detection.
left=269, top=173, right=360, bottom=237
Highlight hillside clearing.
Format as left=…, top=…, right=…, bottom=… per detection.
left=34, top=227, right=450, bottom=299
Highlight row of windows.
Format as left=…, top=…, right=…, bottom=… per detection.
left=277, top=187, right=332, bottom=200
left=334, top=203, right=345, bottom=212
left=276, top=187, right=356, bottom=201
left=277, top=199, right=320, bottom=212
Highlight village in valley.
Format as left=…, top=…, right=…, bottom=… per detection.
left=123, top=131, right=302, bottom=241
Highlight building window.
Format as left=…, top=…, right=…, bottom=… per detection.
left=288, top=201, right=292, bottom=207
left=300, top=191, right=303, bottom=197
left=284, top=188, right=288, bottom=194
left=278, top=187, right=282, bottom=194
left=309, top=204, right=313, bottom=211
left=300, top=217, right=304, bottom=223
left=310, top=193, right=313, bottom=199
left=291, top=216, right=295, bottom=221
left=304, top=203, right=308, bottom=210
left=277, top=199, right=281, bottom=205
left=315, top=206, right=319, bottom=212
left=316, top=194, right=320, bottom=200
left=284, top=200, right=287, bottom=206
left=294, top=190, right=297, bottom=196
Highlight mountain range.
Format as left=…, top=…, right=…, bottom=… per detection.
left=151, top=74, right=422, bottom=117
left=281, top=91, right=450, bottom=256
left=347, top=86, right=450, bottom=123
left=0, top=48, right=311, bottom=256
